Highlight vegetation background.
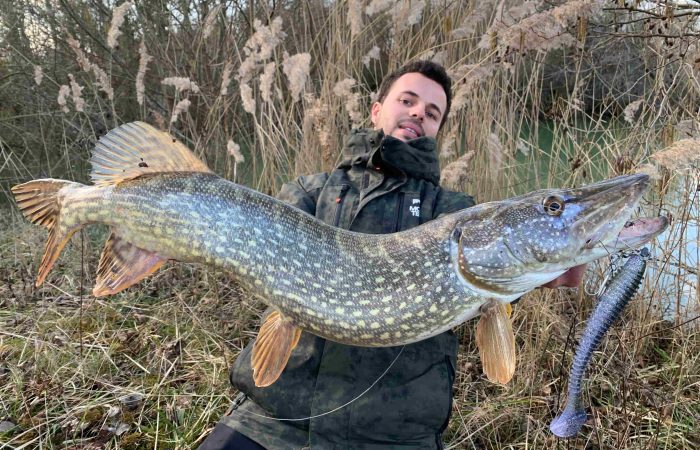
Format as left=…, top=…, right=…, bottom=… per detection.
left=0, top=0, right=699, bottom=448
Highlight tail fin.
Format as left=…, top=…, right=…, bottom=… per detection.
left=11, top=179, right=83, bottom=286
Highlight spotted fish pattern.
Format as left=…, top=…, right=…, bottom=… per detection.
left=65, top=171, right=483, bottom=346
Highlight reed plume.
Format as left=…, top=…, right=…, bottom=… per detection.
left=170, top=98, right=191, bottom=124
left=136, top=40, right=152, bottom=106
left=33, top=65, right=43, bottom=86
left=652, top=139, right=700, bottom=171
left=57, top=85, right=70, bottom=113
left=161, top=77, right=200, bottom=94
left=282, top=53, right=311, bottom=103
left=107, top=1, right=132, bottom=49
left=67, top=74, right=85, bottom=112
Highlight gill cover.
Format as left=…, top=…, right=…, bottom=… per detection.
left=453, top=215, right=563, bottom=297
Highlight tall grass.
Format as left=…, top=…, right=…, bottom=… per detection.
left=1, top=0, right=699, bottom=448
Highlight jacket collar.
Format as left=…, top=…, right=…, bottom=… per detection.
left=340, top=128, right=441, bottom=185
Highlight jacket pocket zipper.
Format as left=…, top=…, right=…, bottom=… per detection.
left=394, top=192, right=405, bottom=232
left=333, top=185, right=350, bottom=227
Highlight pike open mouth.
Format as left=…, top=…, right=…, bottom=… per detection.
left=606, top=216, right=668, bottom=250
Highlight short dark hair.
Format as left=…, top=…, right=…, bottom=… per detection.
left=376, top=60, right=452, bottom=129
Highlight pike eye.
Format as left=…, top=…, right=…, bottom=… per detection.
left=543, top=196, right=565, bottom=216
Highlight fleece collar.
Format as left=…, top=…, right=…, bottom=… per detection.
left=339, top=128, right=441, bottom=185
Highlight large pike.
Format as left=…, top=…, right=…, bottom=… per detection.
left=12, top=122, right=667, bottom=387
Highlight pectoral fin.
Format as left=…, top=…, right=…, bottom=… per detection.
left=93, top=232, right=167, bottom=296
left=476, top=301, right=516, bottom=384
left=251, top=311, right=302, bottom=387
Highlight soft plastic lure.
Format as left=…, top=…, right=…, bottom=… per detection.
left=550, top=248, right=649, bottom=438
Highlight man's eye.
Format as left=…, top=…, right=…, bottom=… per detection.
left=400, top=98, right=411, bottom=105
left=427, top=111, right=436, bottom=119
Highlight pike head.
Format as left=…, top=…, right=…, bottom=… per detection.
left=453, top=174, right=667, bottom=297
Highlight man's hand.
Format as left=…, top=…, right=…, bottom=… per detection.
left=541, top=264, right=587, bottom=288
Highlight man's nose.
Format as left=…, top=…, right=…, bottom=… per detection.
left=409, top=104, right=424, bottom=120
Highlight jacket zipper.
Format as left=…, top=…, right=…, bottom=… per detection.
left=394, top=192, right=405, bottom=232
left=333, top=185, right=350, bottom=227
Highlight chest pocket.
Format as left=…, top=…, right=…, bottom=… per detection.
left=394, top=191, right=421, bottom=232
left=316, top=184, right=353, bottom=228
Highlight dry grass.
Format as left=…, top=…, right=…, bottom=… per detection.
left=1, top=0, right=700, bottom=448
left=0, top=220, right=265, bottom=449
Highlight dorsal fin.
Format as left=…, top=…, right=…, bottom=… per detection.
left=90, top=121, right=212, bottom=186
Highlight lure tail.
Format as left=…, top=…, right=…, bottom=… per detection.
left=11, top=179, right=85, bottom=286
left=550, top=400, right=588, bottom=438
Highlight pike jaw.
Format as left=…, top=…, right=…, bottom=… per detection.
left=453, top=174, right=668, bottom=296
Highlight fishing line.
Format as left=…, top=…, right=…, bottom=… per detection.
left=584, top=249, right=628, bottom=297
left=236, top=345, right=405, bottom=422
left=554, top=301, right=581, bottom=417
left=584, top=271, right=611, bottom=297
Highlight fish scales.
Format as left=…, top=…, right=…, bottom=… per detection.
left=62, top=172, right=483, bottom=346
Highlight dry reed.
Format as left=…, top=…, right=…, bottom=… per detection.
left=170, top=99, right=191, bottom=124
left=136, top=41, right=152, bottom=107
left=33, top=66, right=43, bottom=86
left=56, top=85, right=70, bottom=113
left=282, top=53, right=311, bottom=103
left=652, top=139, right=700, bottom=171
left=67, top=74, right=85, bottom=113
left=107, top=1, right=132, bottom=49
left=161, top=77, right=200, bottom=94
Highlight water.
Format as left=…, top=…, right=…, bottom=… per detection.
left=646, top=175, right=699, bottom=318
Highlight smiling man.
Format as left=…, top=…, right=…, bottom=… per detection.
left=198, top=61, right=584, bottom=450
left=371, top=71, right=447, bottom=140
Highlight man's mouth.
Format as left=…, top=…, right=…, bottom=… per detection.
left=399, top=121, right=423, bottom=138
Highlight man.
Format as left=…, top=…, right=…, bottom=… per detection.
left=199, top=61, right=584, bottom=449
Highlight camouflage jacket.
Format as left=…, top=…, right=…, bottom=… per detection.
left=223, top=129, right=475, bottom=449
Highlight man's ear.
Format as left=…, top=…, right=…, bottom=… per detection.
left=370, top=101, right=382, bottom=126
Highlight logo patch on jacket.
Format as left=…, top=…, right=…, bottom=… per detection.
left=409, top=199, right=420, bottom=217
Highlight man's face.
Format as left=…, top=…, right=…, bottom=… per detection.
left=370, top=72, right=447, bottom=142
